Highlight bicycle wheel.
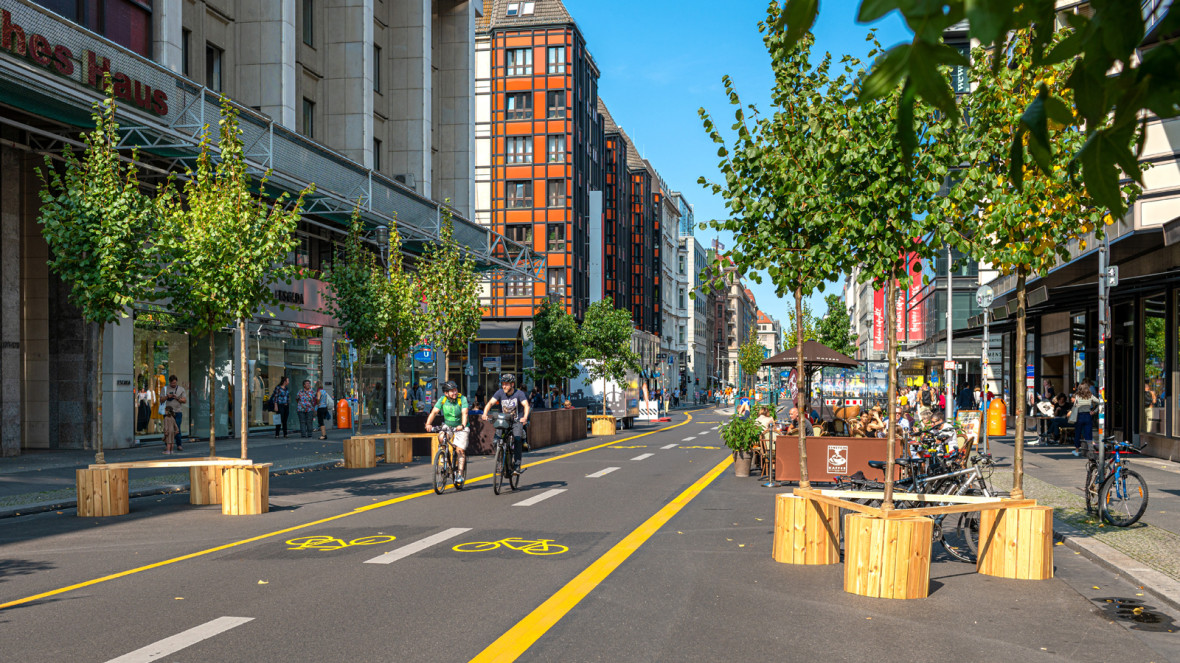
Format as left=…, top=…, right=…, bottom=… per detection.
left=432, top=448, right=448, bottom=495
left=522, top=541, right=569, bottom=556
left=454, top=540, right=502, bottom=553
left=1084, top=463, right=1099, bottom=516
left=508, top=443, right=520, bottom=491
left=941, top=511, right=979, bottom=563
left=493, top=443, right=505, bottom=495
left=1100, top=469, right=1148, bottom=527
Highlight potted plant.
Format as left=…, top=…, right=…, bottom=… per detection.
left=721, top=413, right=761, bottom=477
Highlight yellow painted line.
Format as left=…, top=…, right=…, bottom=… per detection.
left=0, top=414, right=693, bottom=611
left=470, top=451, right=733, bottom=663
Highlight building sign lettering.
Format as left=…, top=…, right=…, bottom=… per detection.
left=275, top=289, right=305, bottom=306
left=2, top=10, right=169, bottom=116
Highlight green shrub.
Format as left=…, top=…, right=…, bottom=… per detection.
left=720, top=413, right=761, bottom=454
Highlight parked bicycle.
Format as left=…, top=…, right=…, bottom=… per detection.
left=1084, top=436, right=1149, bottom=527
left=431, top=425, right=466, bottom=494
left=490, top=412, right=524, bottom=495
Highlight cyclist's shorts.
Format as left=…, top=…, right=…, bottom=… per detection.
left=450, top=429, right=469, bottom=450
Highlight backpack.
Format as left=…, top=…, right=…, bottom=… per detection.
left=318, top=389, right=333, bottom=411
left=921, top=390, right=932, bottom=406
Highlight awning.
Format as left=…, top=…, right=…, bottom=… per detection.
left=476, top=322, right=522, bottom=341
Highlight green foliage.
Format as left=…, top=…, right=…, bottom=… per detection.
left=418, top=211, right=482, bottom=375
left=37, top=84, right=158, bottom=325
left=738, top=327, right=765, bottom=380
left=776, top=0, right=1178, bottom=217
left=784, top=302, right=817, bottom=350
left=816, top=294, right=856, bottom=357
left=372, top=214, right=422, bottom=429
left=579, top=300, right=641, bottom=390
left=720, top=412, right=761, bottom=453
left=527, top=298, right=582, bottom=389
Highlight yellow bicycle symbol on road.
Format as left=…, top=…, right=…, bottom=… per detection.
left=286, top=535, right=397, bottom=551
left=453, top=537, right=569, bottom=556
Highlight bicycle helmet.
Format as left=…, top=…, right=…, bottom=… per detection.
left=441, top=380, right=458, bottom=393
left=499, top=373, right=516, bottom=384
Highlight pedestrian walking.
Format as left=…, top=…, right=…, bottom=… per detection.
left=296, top=380, right=316, bottom=437
left=1071, top=383, right=1099, bottom=457
left=315, top=381, right=332, bottom=440
left=272, top=376, right=290, bottom=438
left=164, top=375, right=187, bottom=451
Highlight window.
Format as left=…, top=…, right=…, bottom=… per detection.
left=181, top=28, right=191, bottom=77
left=506, top=48, right=532, bottom=76
left=678, top=255, right=685, bottom=274
left=506, top=136, right=532, bottom=164
left=506, top=274, right=530, bottom=297
left=679, top=288, right=686, bottom=310
left=302, top=98, right=315, bottom=138
left=373, top=138, right=382, bottom=172
left=546, top=90, right=565, bottom=119
left=548, top=268, right=566, bottom=290
left=506, top=92, right=532, bottom=120
left=506, top=181, right=532, bottom=208
left=679, top=325, right=686, bottom=345
left=505, top=223, right=532, bottom=244
left=505, top=1, right=534, bottom=15
left=547, top=135, right=565, bottom=163
left=303, top=0, right=314, bottom=46
left=547, top=46, right=566, bottom=74
left=547, top=179, right=565, bottom=207
left=547, top=224, right=566, bottom=252
left=205, top=43, right=223, bottom=91
left=373, top=44, right=381, bottom=92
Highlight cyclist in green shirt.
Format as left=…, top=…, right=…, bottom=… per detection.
left=425, top=381, right=470, bottom=482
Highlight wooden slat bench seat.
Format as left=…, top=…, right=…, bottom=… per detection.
left=77, top=457, right=265, bottom=517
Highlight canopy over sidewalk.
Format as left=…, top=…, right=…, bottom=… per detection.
left=762, top=341, right=859, bottom=369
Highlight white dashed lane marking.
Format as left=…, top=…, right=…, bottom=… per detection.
left=586, top=467, right=620, bottom=478
left=631, top=453, right=654, bottom=461
left=513, top=488, right=567, bottom=506
left=682, top=436, right=697, bottom=442
left=661, top=444, right=678, bottom=450
left=364, top=527, right=472, bottom=565
left=106, top=617, right=254, bottom=663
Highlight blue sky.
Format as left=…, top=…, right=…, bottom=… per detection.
left=563, top=0, right=910, bottom=325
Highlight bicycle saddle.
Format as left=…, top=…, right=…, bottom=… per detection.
left=867, top=458, right=920, bottom=470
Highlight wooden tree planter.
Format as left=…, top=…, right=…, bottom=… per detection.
left=590, top=416, right=616, bottom=436
left=76, top=468, right=129, bottom=517
left=221, top=464, right=272, bottom=515
left=978, top=505, right=1054, bottom=580
left=772, top=493, right=840, bottom=565
left=190, top=466, right=222, bottom=505
left=380, top=435, right=414, bottom=464
left=843, top=514, right=933, bottom=599
left=343, top=436, right=377, bottom=468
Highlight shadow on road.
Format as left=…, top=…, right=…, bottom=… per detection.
left=0, top=558, right=54, bottom=582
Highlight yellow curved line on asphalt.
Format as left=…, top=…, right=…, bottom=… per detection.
left=470, top=451, right=734, bottom=663
left=0, top=413, right=694, bottom=611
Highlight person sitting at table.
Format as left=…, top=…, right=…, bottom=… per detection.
left=1046, top=392, right=1070, bottom=443
left=785, top=407, right=813, bottom=437
left=867, top=407, right=885, bottom=437
left=849, top=412, right=871, bottom=437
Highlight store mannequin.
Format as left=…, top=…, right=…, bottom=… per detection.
left=251, top=367, right=265, bottom=426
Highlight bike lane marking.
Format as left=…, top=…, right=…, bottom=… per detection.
left=469, top=453, right=733, bottom=662
left=586, top=467, right=620, bottom=478
left=0, top=414, right=694, bottom=611
left=512, top=489, right=567, bottom=507
left=660, top=444, right=678, bottom=450
left=631, top=453, right=654, bottom=461
left=105, top=616, right=254, bottom=663
left=363, top=527, right=472, bottom=565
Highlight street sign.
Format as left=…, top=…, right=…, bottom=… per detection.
left=944, top=360, right=957, bottom=370
left=1106, top=265, right=1119, bottom=287
left=482, top=356, right=501, bottom=371
left=414, top=348, right=435, bottom=363
left=975, top=284, right=994, bottom=309
left=668, top=356, right=674, bottom=365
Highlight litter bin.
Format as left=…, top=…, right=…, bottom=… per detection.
left=987, top=398, right=1007, bottom=436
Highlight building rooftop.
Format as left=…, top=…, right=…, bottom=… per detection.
left=597, top=97, right=620, bottom=133
left=477, top=0, right=599, bottom=72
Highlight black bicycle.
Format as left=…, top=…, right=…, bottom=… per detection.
left=1084, top=436, right=1149, bottom=527
left=490, top=413, right=524, bottom=495
left=431, top=425, right=465, bottom=494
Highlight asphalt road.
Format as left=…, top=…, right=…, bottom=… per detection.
left=1, top=409, right=1177, bottom=662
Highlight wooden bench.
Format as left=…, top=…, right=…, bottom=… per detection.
left=77, top=458, right=267, bottom=517
left=342, top=434, right=419, bottom=468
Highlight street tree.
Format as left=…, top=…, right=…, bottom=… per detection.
left=817, top=294, right=856, bottom=357
left=527, top=298, right=581, bottom=394
left=579, top=300, right=641, bottom=399
left=938, top=28, right=1141, bottom=498
left=418, top=211, right=482, bottom=388
left=775, top=0, right=1176, bottom=219
left=738, top=327, right=766, bottom=390
left=699, top=10, right=857, bottom=486
left=36, top=83, right=159, bottom=463
left=784, top=302, right=816, bottom=350
left=323, top=209, right=384, bottom=435
left=159, top=99, right=310, bottom=457
left=373, top=215, right=422, bottom=433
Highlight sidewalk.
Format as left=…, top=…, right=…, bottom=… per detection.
left=984, top=433, right=1180, bottom=609
left=0, top=425, right=371, bottom=518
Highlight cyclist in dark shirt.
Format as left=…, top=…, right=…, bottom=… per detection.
left=482, top=373, right=531, bottom=470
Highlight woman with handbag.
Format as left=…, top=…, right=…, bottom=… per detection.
left=271, top=376, right=290, bottom=438
left=1071, top=383, right=1099, bottom=457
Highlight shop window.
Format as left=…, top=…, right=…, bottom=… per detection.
left=506, top=136, right=532, bottom=164
left=547, top=223, right=565, bottom=252
left=1143, top=294, right=1166, bottom=435
left=132, top=311, right=190, bottom=440
left=547, top=46, right=566, bottom=74
left=506, top=180, right=532, bottom=208
left=506, top=48, right=532, bottom=76
left=506, top=92, right=531, bottom=120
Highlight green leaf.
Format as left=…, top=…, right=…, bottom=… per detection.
left=965, top=0, right=1014, bottom=45
left=858, top=0, right=902, bottom=23
left=1096, top=0, right=1145, bottom=61
left=860, top=43, right=911, bottom=103
left=778, top=0, right=820, bottom=49
left=1019, top=86, right=1053, bottom=174
left=1080, top=131, right=1123, bottom=216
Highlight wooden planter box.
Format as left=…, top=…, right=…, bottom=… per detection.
left=221, top=464, right=271, bottom=515
left=844, top=513, right=932, bottom=599
left=772, top=493, right=840, bottom=565
left=380, top=435, right=414, bottom=464
left=75, top=468, right=129, bottom=517
left=590, top=415, right=616, bottom=436
left=190, top=465, right=223, bottom=505
left=978, top=505, right=1054, bottom=580
left=343, top=436, right=377, bottom=468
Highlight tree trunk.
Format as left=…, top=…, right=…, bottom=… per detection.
left=795, top=287, right=809, bottom=488
left=882, top=277, right=899, bottom=510
left=393, top=354, right=402, bottom=433
left=1012, top=268, right=1028, bottom=500
left=239, top=320, right=247, bottom=460
left=95, top=323, right=106, bottom=464
left=356, top=345, right=368, bottom=436
left=208, top=329, right=216, bottom=457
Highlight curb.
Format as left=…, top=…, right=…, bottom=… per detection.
left=1053, top=516, right=1180, bottom=612
left=0, top=458, right=346, bottom=520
